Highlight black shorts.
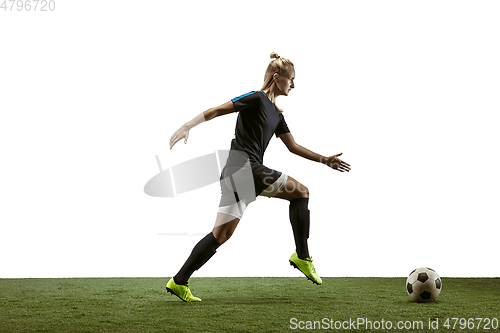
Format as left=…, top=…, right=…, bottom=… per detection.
left=217, top=150, right=285, bottom=208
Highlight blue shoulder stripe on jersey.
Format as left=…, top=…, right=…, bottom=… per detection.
left=232, top=91, right=259, bottom=103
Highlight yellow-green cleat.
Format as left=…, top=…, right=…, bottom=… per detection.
left=289, top=252, right=322, bottom=285
left=166, top=277, right=201, bottom=302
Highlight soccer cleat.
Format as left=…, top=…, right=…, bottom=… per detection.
left=289, top=252, right=322, bottom=285
left=166, top=277, right=201, bottom=302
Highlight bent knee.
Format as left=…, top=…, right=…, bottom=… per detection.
left=213, top=216, right=239, bottom=245
left=216, top=231, right=233, bottom=245
left=297, top=184, right=309, bottom=199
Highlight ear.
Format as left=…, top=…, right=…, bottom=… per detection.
left=273, top=72, right=279, bottom=83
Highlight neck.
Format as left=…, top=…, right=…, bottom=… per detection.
left=262, top=85, right=279, bottom=104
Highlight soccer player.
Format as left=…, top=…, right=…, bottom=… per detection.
left=167, top=52, right=350, bottom=302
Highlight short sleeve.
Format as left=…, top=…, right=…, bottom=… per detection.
left=275, top=113, right=290, bottom=137
left=231, top=91, right=261, bottom=113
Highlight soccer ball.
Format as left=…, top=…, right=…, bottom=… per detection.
left=406, top=267, right=442, bottom=302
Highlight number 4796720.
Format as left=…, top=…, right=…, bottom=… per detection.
left=443, top=318, right=499, bottom=330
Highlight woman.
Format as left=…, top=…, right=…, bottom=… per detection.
left=167, top=52, right=350, bottom=302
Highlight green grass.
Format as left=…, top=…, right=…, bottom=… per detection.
left=1, top=277, right=499, bottom=332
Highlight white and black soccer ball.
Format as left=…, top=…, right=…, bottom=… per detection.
left=406, top=267, right=442, bottom=302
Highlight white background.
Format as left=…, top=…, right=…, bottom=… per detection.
left=1, top=0, right=499, bottom=278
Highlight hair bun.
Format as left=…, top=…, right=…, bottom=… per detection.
left=270, top=52, right=280, bottom=60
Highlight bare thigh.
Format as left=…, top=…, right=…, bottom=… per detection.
left=212, top=212, right=240, bottom=245
left=273, top=175, right=309, bottom=201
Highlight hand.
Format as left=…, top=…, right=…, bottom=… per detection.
left=323, top=153, right=351, bottom=172
left=169, top=125, right=190, bottom=150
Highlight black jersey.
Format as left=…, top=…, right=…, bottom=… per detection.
left=219, top=91, right=290, bottom=207
left=230, top=91, right=290, bottom=164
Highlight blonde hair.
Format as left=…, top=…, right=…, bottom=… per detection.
left=261, top=52, right=294, bottom=112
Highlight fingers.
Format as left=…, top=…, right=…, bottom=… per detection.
left=170, top=128, right=189, bottom=150
left=339, top=159, right=351, bottom=170
left=337, top=158, right=351, bottom=172
left=170, top=137, right=183, bottom=149
left=332, top=162, right=350, bottom=172
left=170, top=134, right=179, bottom=150
left=328, top=155, right=351, bottom=172
left=169, top=136, right=175, bottom=150
left=337, top=161, right=351, bottom=172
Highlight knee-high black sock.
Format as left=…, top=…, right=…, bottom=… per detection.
left=289, top=197, right=310, bottom=259
left=174, top=232, right=221, bottom=285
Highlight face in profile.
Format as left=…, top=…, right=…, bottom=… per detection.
left=276, top=66, right=295, bottom=96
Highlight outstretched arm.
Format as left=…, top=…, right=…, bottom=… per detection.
left=170, top=101, right=237, bottom=149
left=278, top=132, right=351, bottom=172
